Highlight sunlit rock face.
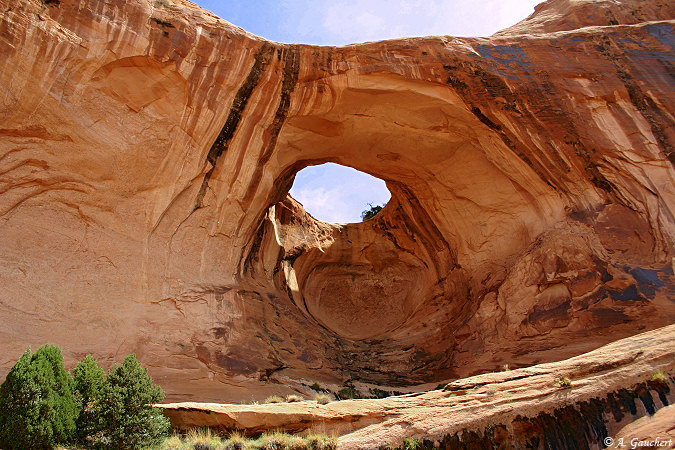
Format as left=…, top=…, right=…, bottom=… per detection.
left=0, top=0, right=673, bottom=401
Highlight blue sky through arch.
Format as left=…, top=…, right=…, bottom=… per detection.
left=289, top=163, right=390, bottom=223
left=189, top=0, right=542, bottom=222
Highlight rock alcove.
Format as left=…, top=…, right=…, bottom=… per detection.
left=0, top=0, right=673, bottom=401
left=277, top=162, right=435, bottom=341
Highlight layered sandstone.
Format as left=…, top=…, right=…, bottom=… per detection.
left=0, top=0, right=673, bottom=402
left=161, top=325, right=675, bottom=449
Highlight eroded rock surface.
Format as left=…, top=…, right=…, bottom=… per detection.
left=612, top=404, right=675, bottom=447
left=0, top=0, right=673, bottom=401
left=160, top=325, right=675, bottom=449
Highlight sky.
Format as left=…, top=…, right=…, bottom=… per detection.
left=193, top=0, right=543, bottom=46
left=289, top=163, right=391, bottom=223
left=191, top=0, right=543, bottom=222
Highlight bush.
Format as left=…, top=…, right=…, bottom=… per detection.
left=0, top=347, right=169, bottom=449
left=258, top=432, right=291, bottom=449
left=96, top=353, right=170, bottom=448
left=73, top=354, right=106, bottom=444
left=337, top=383, right=363, bottom=400
left=314, top=393, right=331, bottom=405
left=0, top=344, right=79, bottom=449
left=162, top=434, right=185, bottom=449
left=263, top=395, right=285, bottom=404
left=285, top=394, right=304, bottom=403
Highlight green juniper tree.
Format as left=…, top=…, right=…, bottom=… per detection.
left=73, top=354, right=107, bottom=446
left=97, top=353, right=170, bottom=449
left=1, top=347, right=169, bottom=449
left=0, top=345, right=79, bottom=449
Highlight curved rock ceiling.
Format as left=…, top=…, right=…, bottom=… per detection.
left=0, top=0, right=673, bottom=401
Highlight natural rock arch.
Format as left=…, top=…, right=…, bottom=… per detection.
left=0, top=0, right=673, bottom=400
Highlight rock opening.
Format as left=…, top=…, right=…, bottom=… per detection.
left=288, top=162, right=390, bottom=224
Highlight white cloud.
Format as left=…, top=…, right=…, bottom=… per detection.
left=278, top=0, right=542, bottom=45
left=289, top=163, right=391, bottom=223
left=293, top=186, right=355, bottom=223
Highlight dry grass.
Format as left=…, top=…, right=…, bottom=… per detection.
left=222, top=432, right=250, bottom=450
left=161, top=434, right=185, bottom=449
left=158, top=429, right=337, bottom=450
left=314, top=394, right=331, bottom=405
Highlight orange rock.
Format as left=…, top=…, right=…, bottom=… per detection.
left=613, top=405, right=675, bottom=448
left=0, top=0, right=673, bottom=403
left=159, top=325, right=675, bottom=449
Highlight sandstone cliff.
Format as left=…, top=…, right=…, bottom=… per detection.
left=0, top=0, right=673, bottom=402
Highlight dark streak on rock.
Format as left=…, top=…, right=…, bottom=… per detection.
left=414, top=379, right=672, bottom=450
left=471, top=106, right=501, bottom=131
left=443, top=61, right=565, bottom=192
left=469, top=105, right=559, bottom=192
left=241, top=219, right=267, bottom=278
left=193, top=42, right=277, bottom=210
left=241, top=45, right=300, bottom=207
left=595, top=35, right=675, bottom=166
left=388, top=182, right=457, bottom=269
left=618, top=68, right=675, bottom=165
left=237, top=46, right=301, bottom=278
left=258, top=363, right=287, bottom=381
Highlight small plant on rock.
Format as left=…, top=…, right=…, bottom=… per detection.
left=263, top=395, right=285, bottom=404
left=285, top=394, right=304, bottom=403
left=368, top=388, right=395, bottom=398
left=314, top=393, right=331, bottom=405
left=554, top=375, right=573, bottom=388
left=402, top=437, right=421, bottom=450
left=651, top=371, right=667, bottom=383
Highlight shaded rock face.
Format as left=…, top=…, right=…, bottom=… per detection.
left=0, top=0, right=673, bottom=401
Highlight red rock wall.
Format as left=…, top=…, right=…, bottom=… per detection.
left=0, top=0, right=673, bottom=401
